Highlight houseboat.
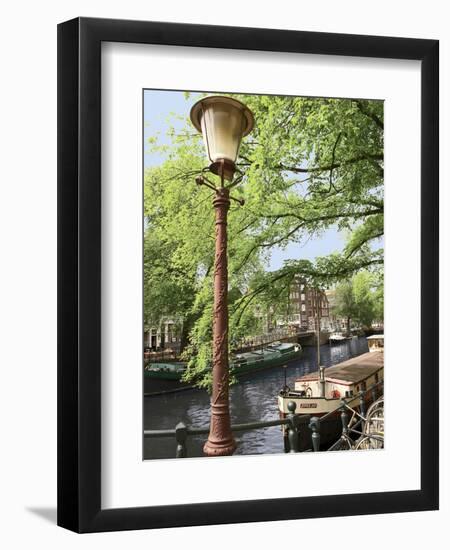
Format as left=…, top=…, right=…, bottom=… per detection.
left=367, top=334, right=384, bottom=352
left=329, top=332, right=350, bottom=344
left=144, top=341, right=301, bottom=396
left=278, top=337, right=384, bottom=449
left=143, top=362, right=192, bottom=395
left=232, top=342, right=301, bottom=375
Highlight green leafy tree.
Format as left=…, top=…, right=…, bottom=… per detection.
left=333, top=271, right=383, bottom=334
left=144, top=93, right=384, bottom=388
left=372, top=271, right=384, bottom=322
left=334, top=280, right=359, bottom=335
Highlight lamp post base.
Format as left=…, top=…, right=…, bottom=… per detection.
left=203, top=438, right=236, bottom=457
left=203, top=385, right=236, bottom=457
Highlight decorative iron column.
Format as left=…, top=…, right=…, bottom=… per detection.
left=190, top=95, right=254, bottom=457
left=203, top=187, right=236, bottom=456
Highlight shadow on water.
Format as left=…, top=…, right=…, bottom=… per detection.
left=143, top=336, right=369, bottom=459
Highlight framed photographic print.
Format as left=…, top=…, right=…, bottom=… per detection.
left=57, top=17, right=439, bottom=532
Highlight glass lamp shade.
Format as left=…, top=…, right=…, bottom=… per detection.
left=190, top=96, right=254, bottom=179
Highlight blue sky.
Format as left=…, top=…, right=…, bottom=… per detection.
left=143, top=89, right=345, bottom=271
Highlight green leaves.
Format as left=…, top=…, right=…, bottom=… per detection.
left=144, top=92, right=384, bottom=389
left=333, top=270, right=384, bottom=330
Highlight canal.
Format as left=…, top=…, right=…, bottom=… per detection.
left=143, top=336, right=369, bottom=459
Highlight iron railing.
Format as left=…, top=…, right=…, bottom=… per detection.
left=144, top=380, right=384, bottom=458
left=144, top=413, right=311, bottom=458
left=307, top=380, right=384, bottom=452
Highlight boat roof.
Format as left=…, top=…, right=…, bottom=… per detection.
left=235, top=349, right=279, bottom=360
left=268, top=342, right=295, bottom=350
left=367, top=334, right=384, bottom=339
left=295, top=351, right=383, bottom=385
left=146, top=362, right=185, bottom=370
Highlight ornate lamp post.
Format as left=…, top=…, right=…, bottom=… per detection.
left=190, top=96, right=254, bottom=456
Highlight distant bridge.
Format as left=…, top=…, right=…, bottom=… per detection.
left=235, top=329, right=330, bottom=352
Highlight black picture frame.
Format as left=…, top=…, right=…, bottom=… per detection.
left=57, top=17, right=439, bottom=533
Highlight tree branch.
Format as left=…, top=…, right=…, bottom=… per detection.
left=235, top=208, right=383, bottom=273
left=345, top=230, right=384, bottom=259
left=233, top=258, right=384, bottom=313
left=354, top=100, right=384, bottom=130
left=280, top=153, right=383, bottom=174
left=263, top=208, right=383, bottom=223
left=324, top=132, right=342, bottom=194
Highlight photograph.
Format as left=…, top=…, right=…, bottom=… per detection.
left=143, top=90, right=385, bottom=459
left=53, top=11, right=439, bottom=535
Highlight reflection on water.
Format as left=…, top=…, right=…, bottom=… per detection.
left=143, top=336, right=369, bottom=459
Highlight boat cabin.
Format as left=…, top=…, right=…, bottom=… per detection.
left=278, top=350, right=384, bottom=416
left=367, top=334, right=384, bottom=352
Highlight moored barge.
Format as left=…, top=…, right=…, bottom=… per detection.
left=278, top=337, right=384, bottom=449
left=144, top=341, right=302, bottom=396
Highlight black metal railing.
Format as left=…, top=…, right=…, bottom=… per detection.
left=306, top=380, right=384, bottom=452
left=144, top=405, right=312, bottom=458
left=144, top=349, right=180, bottom=364
left=144, top=380, right=384, bottom=458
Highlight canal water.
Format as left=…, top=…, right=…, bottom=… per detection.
left=143, top=336, right=369, bottom=460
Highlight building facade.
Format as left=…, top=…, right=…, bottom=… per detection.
left=143, top=317, right=183, bottom=353
left=284, top=277, right=332, bottom=332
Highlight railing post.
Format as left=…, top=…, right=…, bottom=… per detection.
left=287, top=401, right=300, bottom=453
left=359, top=391, right=366, bottom=430
left=340, top=403, right=349, bottom=437
left=283, top=425, right=290, bottom=453
left=371, top=384, right=377, bottom=404
left=309, top=416, right=321, bottom=452
left=175, top=422, right=188, bottom=458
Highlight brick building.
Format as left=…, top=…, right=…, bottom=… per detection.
left=285, top=276, right=332, bottom=331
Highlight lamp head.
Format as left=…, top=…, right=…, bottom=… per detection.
left=190, top=95, right=254, bottom=181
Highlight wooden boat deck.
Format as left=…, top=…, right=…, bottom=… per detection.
left=295, top=351, right=383, bottom=385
